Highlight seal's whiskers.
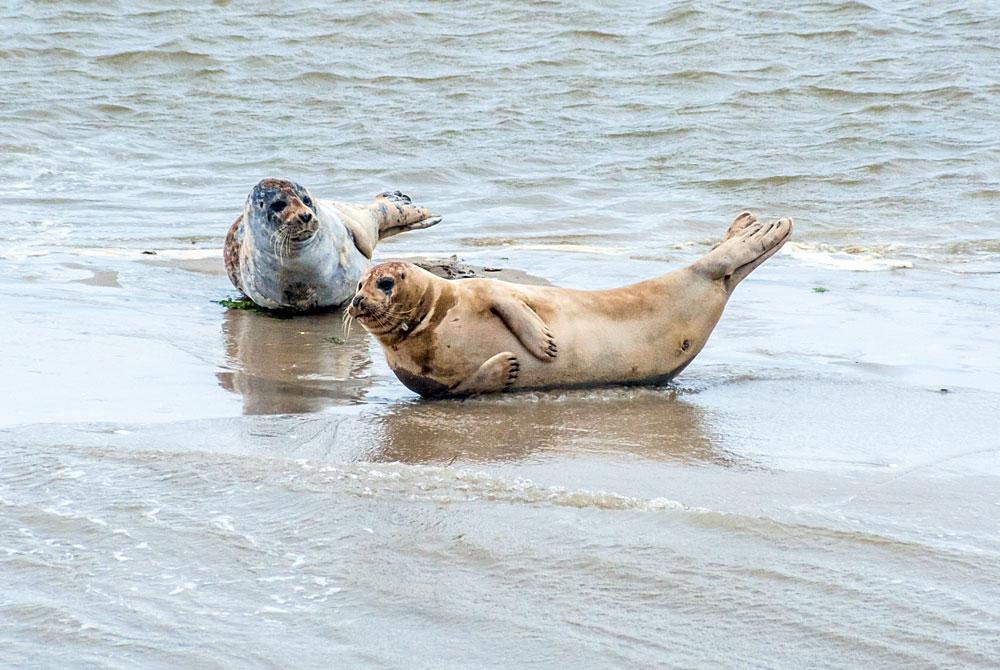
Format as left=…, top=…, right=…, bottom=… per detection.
left=382, top=305, right=418, bottom=320
left=279, top=231, right=293, bottom=262
left=269, top=230, right=286, bottom=266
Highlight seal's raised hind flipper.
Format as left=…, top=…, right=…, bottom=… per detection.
left=372, top=190, right=442, bottom=240
left=451, top=351, right=520, bottom=395
left=490, top=297, right=558, bottom=361
left=720, top=211, right=758, bottom=243
left=692, top=213, right=793, bottom=292
left=223, top=214, right=246, bottom=294
left=330, top=201, right=381, bottom=259
left=332, top=191, right=442, bottom=260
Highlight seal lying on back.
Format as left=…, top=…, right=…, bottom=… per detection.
left=348, top=212, right=792, bottom=397
left=224, top=178, right=441, bottom=311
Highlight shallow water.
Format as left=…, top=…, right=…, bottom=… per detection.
left=2, top=1, right=1000, bottom=667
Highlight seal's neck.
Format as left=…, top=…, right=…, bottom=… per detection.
left=376, top=280, right=439, bottom=347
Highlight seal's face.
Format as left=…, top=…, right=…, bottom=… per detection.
left=348, top=262, right=419, bottom=336
left=245, top=178, right=319, bottom=253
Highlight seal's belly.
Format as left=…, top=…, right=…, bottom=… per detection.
left=242, top=239, right=368, bottom=311
left=431, top=283, right=729, bottom=390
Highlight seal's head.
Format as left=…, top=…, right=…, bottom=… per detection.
left=245, top=178, right=319, bottom=253
left=347, top=262, right=427, bottom=337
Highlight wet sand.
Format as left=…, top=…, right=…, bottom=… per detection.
left=3, top=0, right=1000, bottom=665
left=2, top=237, right=999, bottom=667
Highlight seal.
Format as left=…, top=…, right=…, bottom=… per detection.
left=224, top=178, right=441, bottom=311
left=347, top=212, right=792, bottom=397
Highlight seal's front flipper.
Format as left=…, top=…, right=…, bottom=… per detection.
left=692, top=214, right=793, bottom=291
left=372, top=191, right=442, bottom=240
left=451, top=351, right=520, bottom=395
left=223, top=214, right=246, bottom=294
left=491, top=298, right=558, bottom=361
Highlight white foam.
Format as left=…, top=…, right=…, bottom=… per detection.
left=76, top=247, right=222, bottom=260
left=318, top=463, right=691, bottom=513
left=785, top=242, right=913, bottom=270
left=516, top=243, right=629, bottom=255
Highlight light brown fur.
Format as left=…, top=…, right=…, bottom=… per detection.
left=349, top=213, right=792, bottom=397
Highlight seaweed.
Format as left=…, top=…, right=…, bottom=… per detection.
left=215, top=297, right=294, bottom=319
left=216, top=297, right=258, bottom=310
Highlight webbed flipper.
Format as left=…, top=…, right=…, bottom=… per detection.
left=490, top=297, right=558, bottom=361
left=372, top=190, right=442, bottom=240
left=223, top=214, right=245, bottom=294
left=333, top=191, right=442, bottom=260
left=450, top=351, right=520, bottom=395
left=692, top=213, right=793, bottom=291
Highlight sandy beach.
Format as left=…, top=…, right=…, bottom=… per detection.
left=2, top=1, right=1000, bottom=667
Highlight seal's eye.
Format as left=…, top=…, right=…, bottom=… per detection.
left=376, top=277, right=395, bottom=294
left=302, top=195, right=313, bottom=209
left=269, top=199, right=287, bottom=213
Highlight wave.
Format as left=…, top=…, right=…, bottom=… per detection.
left=943, top=239, right=1000, bottom=255
left=970, top=189, right=1000, bottom=200
left=647, top=8, right=704, bottom=26
left=94, top=50, right=221, bottom=67
left=554, top=30, right=624, bottom=42
left=0, top=47, right=83, bottom=61
left=790, top=29, right=859, bottom=39
left=785, top=242, right=913, bottom=270
left=690, top=174, right=818, bottom=188
left=93, top=103, right=135, bottom=114
left=822, top=0, right=877, bottom=13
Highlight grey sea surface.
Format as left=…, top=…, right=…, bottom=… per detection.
left=2, top=0, right=1000, bottom=667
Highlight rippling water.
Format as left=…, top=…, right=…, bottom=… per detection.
left=2, top=1, right=1000, bottom=667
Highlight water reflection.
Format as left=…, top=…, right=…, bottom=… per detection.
left=216, top=308, right=372, bottom=414
left=366, top=389, right=738, bottom=466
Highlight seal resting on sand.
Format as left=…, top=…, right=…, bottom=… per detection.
left=347, top=212, right=792, bottom=397
left=224, top=178, right=441, bottom=311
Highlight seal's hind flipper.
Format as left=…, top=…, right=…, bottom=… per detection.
left=692, top=215, right=793, bottom=291
left=223, top=214, right=246, bottom=294
left=372, top=191, right=442, bottom=240
left=490, top=298, right=558, bottom=361
left=718, top=211, right=757, bottom=245
left=327, top=201, right=379, bottom=259
left=451, top=351, right=520, bottom=395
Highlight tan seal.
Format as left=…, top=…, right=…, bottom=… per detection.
left=348, top=212, right=792, bottom=397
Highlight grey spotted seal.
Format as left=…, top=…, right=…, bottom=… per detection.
left=347, top=212, right=792, bottom=397
left=224, top=178, right=441, bottom=311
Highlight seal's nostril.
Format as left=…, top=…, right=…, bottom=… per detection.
left=298, top=211, right=313, bottom=224
left=352, top=295, right=364, bottom=308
